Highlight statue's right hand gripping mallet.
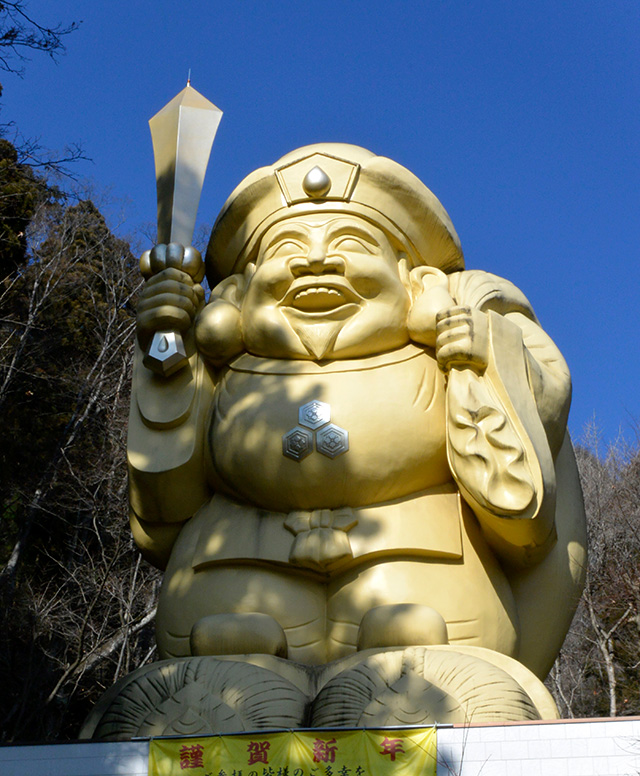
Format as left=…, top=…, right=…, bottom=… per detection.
left=142, top=81, right=222, bottom=377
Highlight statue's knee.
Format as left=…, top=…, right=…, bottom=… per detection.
left=190, top=612, right=288, bottom=658
left=357, top=604, right=449, bottom=650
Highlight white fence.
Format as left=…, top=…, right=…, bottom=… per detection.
left=2, top=718, right=639, bottom=776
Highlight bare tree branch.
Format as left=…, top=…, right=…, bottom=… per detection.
left=0, top=2, right=80, bottom=76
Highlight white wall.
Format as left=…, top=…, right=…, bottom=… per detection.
left=1, top=718, right=639, bottom=776
left=0, top=740, right=148, bottom=776
left=437, top=718, right=640, bottom=776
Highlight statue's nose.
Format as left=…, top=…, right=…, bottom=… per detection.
left=290, top=248, right=345, bottom=277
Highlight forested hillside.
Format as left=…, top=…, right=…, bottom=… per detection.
left=0, top=0, right=638, bottom=745
left=0, top=5, right=161, bottom=741
left=548, top=430, right=640, bottom=719
left=0, top=135, right=161, bottom=740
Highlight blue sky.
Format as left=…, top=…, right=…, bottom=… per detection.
left=3, top=0, right=639, bottom=449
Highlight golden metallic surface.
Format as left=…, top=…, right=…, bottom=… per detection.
left=125, top=143, right=586, bottom=729
left=81, top=646, right=557, bottom=739
left=149, top=84, right=222, bottom=246
left=207, top=144, right=463, bottom=284
left=145, top=86, right=220, bottom=376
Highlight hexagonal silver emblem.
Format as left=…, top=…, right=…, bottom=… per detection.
left=283, top=426, right=314, bottom=461
left=316, top=424, right=349, bottom=459
left=143, top=331, right=188, bottom=377
left=298, top=400, right=331, bottom=430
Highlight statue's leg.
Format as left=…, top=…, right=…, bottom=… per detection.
left=328, top=559, right=517, bottom=657
left=356, top=603, right=449, bottom=649
left=156, top=561, right=330, bottom=663
left=327, top=508, right=520, bottom=658
left=189, top=611, right=288, bottom=657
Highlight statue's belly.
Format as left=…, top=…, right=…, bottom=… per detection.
left=209, top=351, right=450, bottom=512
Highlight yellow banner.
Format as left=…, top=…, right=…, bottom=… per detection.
left=149, top=728, right=437, bottom=776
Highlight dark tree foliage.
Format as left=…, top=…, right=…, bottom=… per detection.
left=0, top=138, right=159, bottom=742
left=0, top=136, right=57, bottom=275
left=0, top=8, right=160, bottom=742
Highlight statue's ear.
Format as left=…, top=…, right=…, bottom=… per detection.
left=408, top=265, right=449, bottom=300
left=397, top=254, right=412, bottom=293
left=209, top=263, right=255, bottom=308
left=407, top=266, right=455, bottom=347
left=196, top=264, right=256, bottom=366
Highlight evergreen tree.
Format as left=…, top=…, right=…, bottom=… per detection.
left=0, top=140, right=160, bottom=741
left=0, top=136, right=53, bottom=275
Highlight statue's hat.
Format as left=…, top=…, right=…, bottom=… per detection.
left=206, top=143, right=464, bottom=284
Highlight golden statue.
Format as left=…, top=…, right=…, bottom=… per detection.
left=97, top=143, right=586, bottom=737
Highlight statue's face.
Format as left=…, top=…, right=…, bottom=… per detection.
left=241, top=213, right=412, bottom=360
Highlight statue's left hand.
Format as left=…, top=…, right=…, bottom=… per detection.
left=435, top=305, right=489, bottom=373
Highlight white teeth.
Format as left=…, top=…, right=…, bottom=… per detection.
left=294, top=287, right=341, bottom=299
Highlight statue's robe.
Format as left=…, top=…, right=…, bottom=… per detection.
left=128, top=271, right=586, bottom=675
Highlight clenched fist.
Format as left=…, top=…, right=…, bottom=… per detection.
left=435, top=305, right=489, bottom=373
left=137, top=243, right=205, bottom=348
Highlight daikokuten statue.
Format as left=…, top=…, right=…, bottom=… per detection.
left=118, top=144, right=586, bottom=731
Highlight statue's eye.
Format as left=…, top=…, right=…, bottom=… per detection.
left=332, top=237, right=373, bottom=254
left=265, top=240, right=306, bottom=260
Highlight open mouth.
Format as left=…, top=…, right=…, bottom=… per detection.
left=283, top=279, right=359, bottom=313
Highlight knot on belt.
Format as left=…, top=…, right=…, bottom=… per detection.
left=284, top=507, right=357, bottom=571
